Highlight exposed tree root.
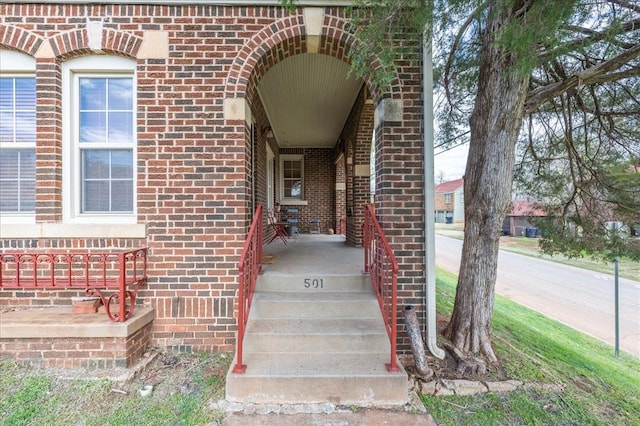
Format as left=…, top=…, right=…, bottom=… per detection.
left=444, top=343, right=488, bottom=376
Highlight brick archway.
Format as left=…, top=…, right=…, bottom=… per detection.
left=223, top=11, right=401, bottom=106
left=49, top=27, right=142, bottom=59
left=225, top=11, right=427, bottom=357
left=0, top=25, right=44, bottom=54
left=1, top=24, right=142, bottom=59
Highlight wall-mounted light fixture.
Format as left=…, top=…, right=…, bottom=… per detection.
left=263, top=126, right=274, bottom=139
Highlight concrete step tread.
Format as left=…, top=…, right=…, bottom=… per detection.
left=237, top=352, right=405, bottom=377
left=243, top=332, right=391, bottom=354
left=249, top=294, right=381, bottom=319
left=245, top=318, right=386, bottom=334
left=257, top=275, right=373, bottom=293
left=253, top=291, right=376, bottom=301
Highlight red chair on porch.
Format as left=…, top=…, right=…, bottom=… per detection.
left=267, top=208, right=288, bottom=245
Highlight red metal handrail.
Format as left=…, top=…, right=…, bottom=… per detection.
left=0, top=248, right=147, bottom=322
left=233, top=204, right=263, bottom=374
left=363, top=204, right=400, bottom=372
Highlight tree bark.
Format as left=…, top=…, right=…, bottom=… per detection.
left=444, top=1, right=531, bottom=363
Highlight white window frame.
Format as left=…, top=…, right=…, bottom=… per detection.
left=444, top=193, right=452, bottom=204
left=0, top=50, right=36, bottom=224
left=62, top=56, right=137, bottom=224
left=279, top=154, right=307, bottom=205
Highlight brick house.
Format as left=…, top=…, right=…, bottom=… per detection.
left=0, top=1, right=432, bottom=377
left=502, top=200, right=545, bottom=237
left=434, top=178, right=464, bottom=223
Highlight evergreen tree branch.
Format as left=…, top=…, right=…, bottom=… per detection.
left=525, top=42, right=640, bottom=113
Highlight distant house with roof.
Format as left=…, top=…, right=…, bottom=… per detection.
left=435, top=178, right=464, bottom=223
left=502, top=200, right=546, bottom=236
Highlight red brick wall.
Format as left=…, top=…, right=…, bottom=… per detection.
left=1, top=322, right=152, bottom=369
left=1, top=3, right=426, bottom=356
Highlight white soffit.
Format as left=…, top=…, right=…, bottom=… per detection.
left=257, top=53, right=363, bottom=148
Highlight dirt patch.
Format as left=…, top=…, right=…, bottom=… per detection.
left=107, top=349, right=230, bottom=400
left=16, top=347, right=230, bottom=403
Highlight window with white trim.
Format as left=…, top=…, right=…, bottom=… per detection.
left=63, top=56, right=136, bottom=223
left=0, top=51, right=36, bottom=219
left=280, top=154, right=304, bottom=202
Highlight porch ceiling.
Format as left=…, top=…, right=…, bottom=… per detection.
left=257, top=53, right=364, bottom=148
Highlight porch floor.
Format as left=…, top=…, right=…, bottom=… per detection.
left=262, top=234, right=363, bottom=275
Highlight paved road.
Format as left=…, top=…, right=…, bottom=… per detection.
left=435, top=234, right=640, bottom=357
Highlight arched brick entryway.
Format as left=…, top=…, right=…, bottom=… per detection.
left=224, top=7, right=427, bottom=353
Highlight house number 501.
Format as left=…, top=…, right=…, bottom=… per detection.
left=304, top=278, right=324, bottom=289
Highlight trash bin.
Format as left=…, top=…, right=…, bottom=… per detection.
left=445, top=217, right=453, bottom=224
left=525, top=227, right=538, bottom=238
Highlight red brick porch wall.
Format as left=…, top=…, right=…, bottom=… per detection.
left=0, top=320, right=152, bottom=369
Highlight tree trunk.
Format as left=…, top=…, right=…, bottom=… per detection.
left=444, top=2, right=531, bottom=363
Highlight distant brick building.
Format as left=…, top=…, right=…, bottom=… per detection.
left=435, top=178, right=464, bottom=223
left=503, top=200, right=546, bottom=237
left=1, top=1, right=428, bottom=359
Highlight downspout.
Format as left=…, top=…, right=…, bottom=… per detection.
left=423, top=26, right=445, bottom=360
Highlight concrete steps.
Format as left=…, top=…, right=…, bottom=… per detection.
left=226, top=273, right=408, bottom=406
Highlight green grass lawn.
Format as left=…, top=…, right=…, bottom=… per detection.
left=0, top=352, right=230, bottom=426
left=422, top=268, right=640, bottom=425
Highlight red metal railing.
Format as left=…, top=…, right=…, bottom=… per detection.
left=0, top=248, right=147, bottom=322
left=233, top=204, right=263, bottom=374
left=363, top=204, right=400, bottom=372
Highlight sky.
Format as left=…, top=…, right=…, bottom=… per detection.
left=434, top=142, right=468, bottom=182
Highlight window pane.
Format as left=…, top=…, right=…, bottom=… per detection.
left=80, top=111, right=106, bottom=143
left=291, top=180, right=302, bottom=197
left=0, top=180, right=18, bottom=211
left=111, top=180, right=133, bottom=211
left=15, top=111, right=36, bottom=143
left=0, top=77, right=36, bottom=145
left=108, top=79, right=133, bottom=110
left=0, top=149, right=35, bottom=212
left=0, top=78, right=14, bottom=109
left=284, top=180, right=293, bottom=197
left=111, top=150, right=133, bottom=178
left=21, top=179, right=35, bottom=212
left=82, top=149, right=133, bottom=213
left=19, top=149, right=35, bottom=180
left=83, top=150, right=109, bottom=179
left=15, top=78, right=35, bottom=109
left=83, top=180, right=110, bottom=212
left=0, top=111, right=12, bottom=143
left=108, top=112, right=133, bottom=143
left=79, top=78, right=106, bottom=110
left=0, top=150, right=18, bottom=179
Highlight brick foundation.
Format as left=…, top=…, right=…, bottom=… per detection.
left=0, top=307, right=154, bottom=369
